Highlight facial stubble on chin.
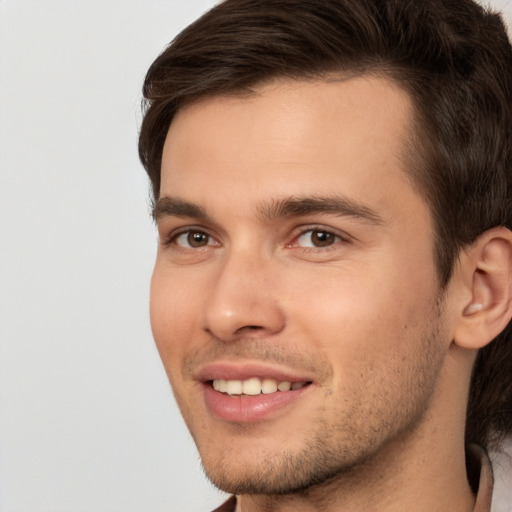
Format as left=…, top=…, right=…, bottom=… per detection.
left=190, top=306, right=447, bottom=498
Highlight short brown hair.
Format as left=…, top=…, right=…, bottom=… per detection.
left=138, top=0, right=512, bottom=450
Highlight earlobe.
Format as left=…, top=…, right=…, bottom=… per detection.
left=454, top=227, right=512, bottom=350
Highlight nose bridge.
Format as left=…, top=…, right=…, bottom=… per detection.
left=204, top=246, right=285, bottom=341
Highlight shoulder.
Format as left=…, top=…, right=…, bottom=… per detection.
left=211, top=495, right=237, bottom=512
left=490, top=438, right=512, bottom=512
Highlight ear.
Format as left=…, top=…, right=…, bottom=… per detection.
left=453, top=227, right=512, bottom=350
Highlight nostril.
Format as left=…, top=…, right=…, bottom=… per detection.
left=233, top=325, right=264, bottom=336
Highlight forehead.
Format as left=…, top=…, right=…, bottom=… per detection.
left=160, top=76, right=422, bottom=221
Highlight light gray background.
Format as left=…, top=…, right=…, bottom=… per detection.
left=0, top=1, right=511, bottom=511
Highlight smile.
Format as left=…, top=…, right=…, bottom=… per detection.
left=212, top=377, right=309, bottom=396
left=198, top=362, right=315, bottom=422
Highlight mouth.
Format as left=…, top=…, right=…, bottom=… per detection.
left=199, top=365, right=314, bottom=422
left=211, top=377, right=311, bottom=396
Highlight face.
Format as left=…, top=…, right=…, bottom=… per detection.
left=151, top=77, right=452, bottom=494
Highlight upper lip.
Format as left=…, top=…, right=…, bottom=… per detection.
left=196, top=361, right=316, bottom=384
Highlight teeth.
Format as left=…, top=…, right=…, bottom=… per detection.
left=261, top=378, right=278, bottom=394
left=226, top=380, right=243, bottom=395
left=242, top=377, right=261, bottom=396
left=277, top=381, right=291, bottom=391
left=213, top=379, right=227, bottom=392
left=212, top=377, right=307, bottom=396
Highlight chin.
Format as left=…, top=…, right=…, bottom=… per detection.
left=198, top=431, right=376, bottom=496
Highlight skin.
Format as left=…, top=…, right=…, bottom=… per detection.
left=150, top=76, right=479, bottom=511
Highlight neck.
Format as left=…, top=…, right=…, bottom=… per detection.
left=239, top=428, right=474, bottom=512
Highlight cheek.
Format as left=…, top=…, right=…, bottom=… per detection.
left=149, top=263, right=202, bottom=371
left=285, top=260, right=437, bottom=375
left=290, top=271, right=442, bottom=434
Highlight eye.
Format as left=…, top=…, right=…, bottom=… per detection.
left=173, top=230, right=216, bottom=248
left=295, top=229, right=342, bottom=248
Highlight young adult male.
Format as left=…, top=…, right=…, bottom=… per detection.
left=138, top=0, right=512, bottom=510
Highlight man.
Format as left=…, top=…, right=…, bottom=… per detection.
left=138, top=0, right=512, bottom=510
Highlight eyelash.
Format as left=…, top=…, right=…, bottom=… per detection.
left=288, top=226, right=348, bottom=250
left=164, top=228, right=217, bottom=249
left=163, top=225, right=349, bottom=252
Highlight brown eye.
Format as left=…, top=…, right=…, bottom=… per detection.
left=175, top=230, right=212, bottom=248
left=296, top=229, right=340, bottom=248
left=188, top=231, right=209, bottom=247
left=311, top=231, right=335, bottom=247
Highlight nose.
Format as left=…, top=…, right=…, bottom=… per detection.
left=203, top=252, right=286, bottom=342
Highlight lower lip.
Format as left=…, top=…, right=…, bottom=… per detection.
left=203, top=383, right=310, bottom=423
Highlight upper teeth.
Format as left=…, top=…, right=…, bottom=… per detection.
left=212, top=378, right=306, bottom=396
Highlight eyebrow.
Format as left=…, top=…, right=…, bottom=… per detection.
left=258, top=196, right=384, bottom=225
left=153, top=194, right=383, bottom=225
left=153, top=197, right=207, bottom=222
